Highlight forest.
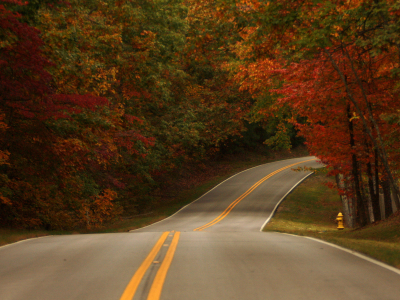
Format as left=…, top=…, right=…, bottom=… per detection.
left=1, top=0, right=399, bottom=229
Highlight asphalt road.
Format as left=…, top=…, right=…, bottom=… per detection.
left=1, top=157, right=399, bottom=300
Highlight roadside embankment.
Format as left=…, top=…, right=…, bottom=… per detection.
left=0, top=148, right=308, bottom=246
left=263, top=171, right=400, bottom=269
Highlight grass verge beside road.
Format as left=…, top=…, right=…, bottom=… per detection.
left=263, top=171, right=400, bottom=269
left=0, top=229, right=50, bottom=247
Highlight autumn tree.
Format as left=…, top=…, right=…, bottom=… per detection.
left=1, top=0, right=260, bottom=229
left=213, top=0, right=400, bottom=226
left=0, top=0, right=120, bottom=229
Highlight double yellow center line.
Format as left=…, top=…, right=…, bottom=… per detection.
left=193, top=159, right=315, bottom=231
left=120, top=231, right=180, bottom=300
left=120, top=159, right=315, bottom=299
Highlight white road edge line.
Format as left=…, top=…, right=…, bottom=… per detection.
left=305, top=236, right=400, bottom=276
left=131, top=156, right=316, bottom=232
left=279, top=232, right=400, bottom=276
left=260, top=172, right=315, bottom=232
left=260, top=168, right=400, bottom=276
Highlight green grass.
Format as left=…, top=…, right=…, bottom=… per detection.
left=1, top=147, right=309, bottom=245
left=264, top=170, right=400, bottom=269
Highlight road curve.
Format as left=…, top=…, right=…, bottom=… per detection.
left=134, top=157, right=320, bottom=232
left=1, top=157, right=399, bottom=300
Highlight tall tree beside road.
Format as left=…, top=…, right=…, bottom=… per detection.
left=221, top=0, right=400, bottom=226
left=0, top=0, right=254, bottom=229
left=0, top=0, right=120, bottom=228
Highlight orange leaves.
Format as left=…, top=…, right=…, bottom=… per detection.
left=131, top=31, right=156, bottom=52
left=93, top=189, right=118, bottom=219
left=234, top=59, right=282, bottom=96
left=0, top=195, right=11, bottom=206
left=80, top=189, right=119, bottom=229
left=54, top=138, right=87, bottom=157
left=237, top=0, right=261, bottom=12
left=0, top=150, right=9, bottom=166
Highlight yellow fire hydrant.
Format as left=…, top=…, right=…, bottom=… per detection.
left=335, top=212, right=344, bottom=230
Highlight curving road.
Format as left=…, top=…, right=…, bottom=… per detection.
left=1, top=157, right=399, bottom=300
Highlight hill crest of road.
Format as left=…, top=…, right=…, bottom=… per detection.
left=133, top=156, right=321, bottom=233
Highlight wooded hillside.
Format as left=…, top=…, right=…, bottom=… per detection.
left=1, top=0, right=399, bottom=229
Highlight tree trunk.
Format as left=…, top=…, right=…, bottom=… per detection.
left=358, top=162, right=373, bottom=223
left=391, top=185, right=399, bottom=213
left=325, top=49, right=400, bottom=210
left=367, top=160, right=381, bottom=222
left=336, top=174, right=351, bottom=227
left=348, top=104, right=368, bottom=226
left=382, top=179, right=393, bottom=218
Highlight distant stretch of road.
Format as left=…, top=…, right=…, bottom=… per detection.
left=1, top=156, right=399, bottom=300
